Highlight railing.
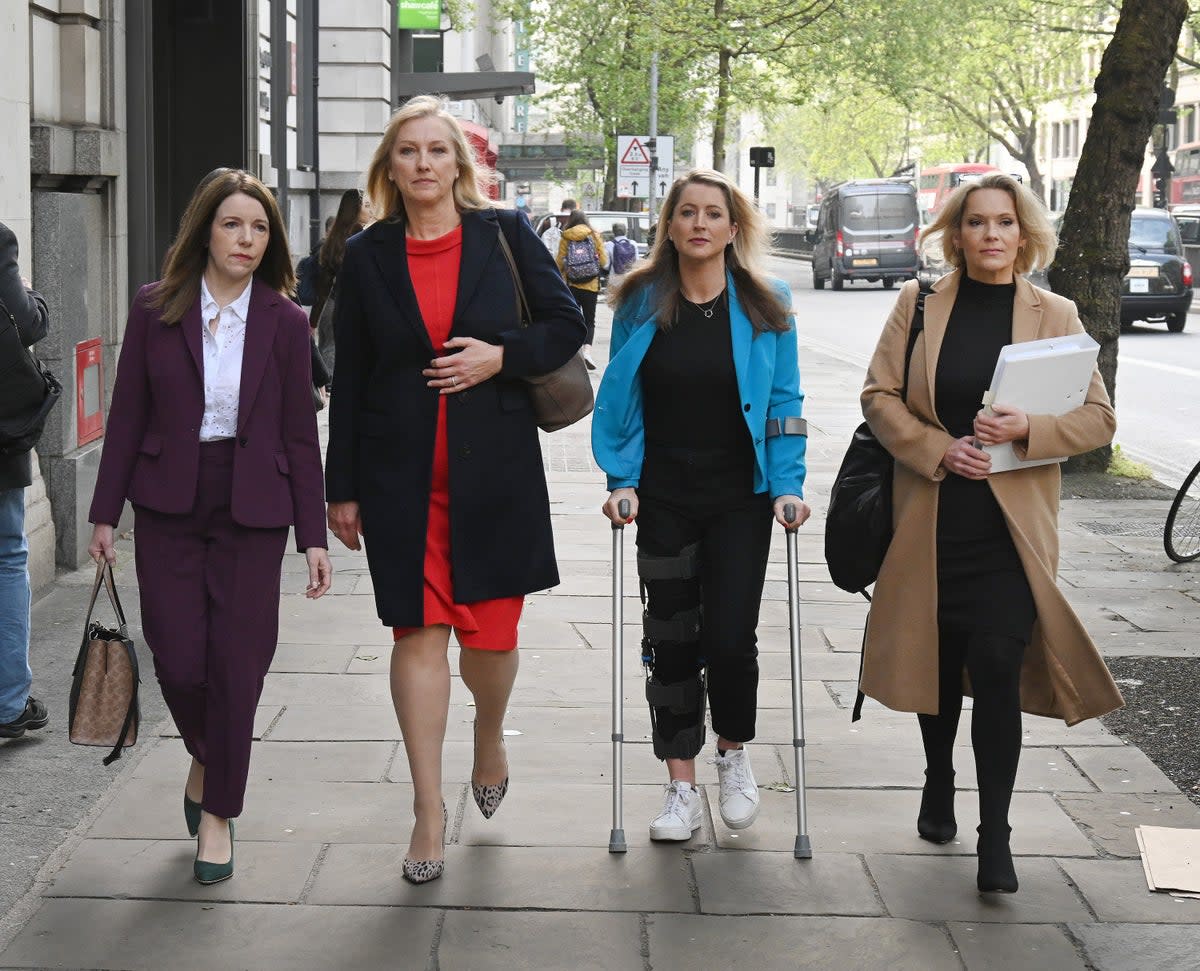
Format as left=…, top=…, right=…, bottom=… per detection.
left=773, top=229, right=814, bottom=259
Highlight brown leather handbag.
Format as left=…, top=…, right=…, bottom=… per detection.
left=494, top=219, right=594, bottom=432
left=68, top=561, right=140, bottom=764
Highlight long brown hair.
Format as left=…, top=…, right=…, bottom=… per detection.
left=365, top=95, right=494, bottom=222
left=612, top=169, right=789, bottom=333
left=319, top=188, right=367, bottom=272
left=152, top=169, right=295, bottom=324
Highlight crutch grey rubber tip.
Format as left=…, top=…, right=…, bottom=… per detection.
left=784, top=502, right=797, bottom=524
left=609, top=829, right=627, bottom=853
left=794, top=835, right=812, bottom=859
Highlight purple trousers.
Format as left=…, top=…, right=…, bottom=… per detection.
left=134, top=439, right=288, bottom=818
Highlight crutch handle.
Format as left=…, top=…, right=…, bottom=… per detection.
left=613, top=498, right=631, bottom=530
left=784, top=502, right=797, bottom=525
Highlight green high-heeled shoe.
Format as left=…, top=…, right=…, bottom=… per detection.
left=194, top=819, right=235, bottom=885
left=184, top=794, right=202, bottom=838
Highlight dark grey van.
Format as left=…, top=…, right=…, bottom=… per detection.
left=811, top=179, right=921, bottom=290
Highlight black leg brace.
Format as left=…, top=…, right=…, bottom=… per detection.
left=638, top=542, right=706, bottom=760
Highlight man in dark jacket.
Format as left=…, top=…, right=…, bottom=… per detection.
left=0, top=222, right=50, bottom=738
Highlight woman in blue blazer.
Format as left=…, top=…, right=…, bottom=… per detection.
left=593, top=169, right=811, bottom=841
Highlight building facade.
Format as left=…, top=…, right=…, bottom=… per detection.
left=1, top=0, right=523, bottom=591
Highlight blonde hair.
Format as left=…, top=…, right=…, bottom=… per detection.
left=613, top=168, right=789, bottom=333
left=365, top=96, right=495, bottom=221
left=926, top=172, right=1056, bottom=275
left=153, top=169, right=295, bottom=325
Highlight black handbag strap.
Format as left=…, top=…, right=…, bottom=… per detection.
left=852, top=280, right=933, bottom=720
left=899, top=282, right=932, bottom=403
left=82, top=560, right=129, bottom=640
left=494, top=215, right=533, bottom=329
left=102, top=646, right=140, bottom=766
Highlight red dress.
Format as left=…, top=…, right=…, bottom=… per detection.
left=391, top=226, right=524, bottom=650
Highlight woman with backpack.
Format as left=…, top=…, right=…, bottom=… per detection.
left=556, top=209, right=608, bottom=369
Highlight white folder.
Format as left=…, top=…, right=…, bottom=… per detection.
left=980, top=332, right=1100, bottom=474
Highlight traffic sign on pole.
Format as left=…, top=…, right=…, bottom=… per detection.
left=616, top=135, right=674, bottom=200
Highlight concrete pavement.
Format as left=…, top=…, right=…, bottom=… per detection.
left=3, top=301, right=1200, bottom=970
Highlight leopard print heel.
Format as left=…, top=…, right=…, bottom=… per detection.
left=402, top=802, right=447, bottom=885
left=471, top=719, right=510, bottom=820
left=471, top=777, right=509, bottom=820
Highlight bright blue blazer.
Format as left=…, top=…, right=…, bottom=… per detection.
left=591, top=272, right=806, bottom=498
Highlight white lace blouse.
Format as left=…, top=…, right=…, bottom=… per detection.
left=198, top=277, right=252, bottom=442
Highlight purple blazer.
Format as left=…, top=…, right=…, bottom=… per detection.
left=89, top=278, right=327, bottom=550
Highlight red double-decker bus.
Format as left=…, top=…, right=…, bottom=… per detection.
left=918, top=163, right=1000, bottom=219
left=1171, top=140, right=1200, bottom=205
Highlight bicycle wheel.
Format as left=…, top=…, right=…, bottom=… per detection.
left=1164, top=459, right=1200, bottom=563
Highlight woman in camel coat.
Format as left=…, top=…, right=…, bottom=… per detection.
left=859, top=173, right=1121, bottom=896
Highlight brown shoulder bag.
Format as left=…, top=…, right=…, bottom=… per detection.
left=68, top=561, right=140, bottom=764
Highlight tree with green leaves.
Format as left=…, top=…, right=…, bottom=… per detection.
left=1049, top=0, right=1189, bottom=472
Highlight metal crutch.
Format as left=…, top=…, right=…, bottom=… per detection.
left=784, top=503, right=812, bottom=859
left=609, top=497, right=631, bottom=854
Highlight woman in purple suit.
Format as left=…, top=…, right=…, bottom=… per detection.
left=87, top=170, right=332, bottom=885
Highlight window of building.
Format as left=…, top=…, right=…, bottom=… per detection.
left=765, top=167, right=777, bottom=187
left=765, top=202, right=777, bottom=219
left=413, top=33, right=443, bottom=73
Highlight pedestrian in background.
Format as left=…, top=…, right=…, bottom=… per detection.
left=592, top=169, right=810, bottom=842
left=604, top=221, right=638, bottom=302
left=860, top=173, right=1121, bottom=894
left=311, top=188, right=370, bottom=381
left=324, top=96, right=584, bottom=885
left=556, top=209, right=607, bottom=369
left=88, top=170, right=332, bottom=886
left=0, top=222, right=51, bottom=740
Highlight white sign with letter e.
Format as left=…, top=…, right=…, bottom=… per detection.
left=616, top=135, right=675, bottom=199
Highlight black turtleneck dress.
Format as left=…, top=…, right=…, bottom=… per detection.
left=934, top=275, right=1036, bottom=642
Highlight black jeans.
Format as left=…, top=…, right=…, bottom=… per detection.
left=637, top=444, right=772, bottom=746
left=569, top=286, right=598, bottom=345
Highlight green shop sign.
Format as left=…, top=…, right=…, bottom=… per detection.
left=398, top=0, right=441, bottom=30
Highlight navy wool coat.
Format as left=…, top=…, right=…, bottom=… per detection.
left=325, top=208, right=586, bottom=627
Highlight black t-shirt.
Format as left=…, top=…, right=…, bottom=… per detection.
left=935, top=275, right=1015, bottom=543
left=641, top=292, right=752, bottom=455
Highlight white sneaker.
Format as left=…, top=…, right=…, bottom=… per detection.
left=648, top=780, right=703, bottom=841
left=714, top=747, right=760, bottom=830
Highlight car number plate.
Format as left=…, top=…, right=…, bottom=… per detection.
left=1128, top=277, right=1150, bottom=293
left=1127, top=266, right=1158, bottom=278
left=852, top=258, right=878, bottom=267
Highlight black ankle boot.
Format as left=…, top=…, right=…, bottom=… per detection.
left=976, top=825, right=1018, bottom=893
left=917, top=770, right=957, bottom=844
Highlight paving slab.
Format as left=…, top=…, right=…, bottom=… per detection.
left=126, top=737, right=398, bottom=785
left=712, top=789, right=1095, bottom=856
left=866, top=854, right=1093, bottom=923
left=437, top=911, right=644, bottom=971
left=646, top=914, right=960, bottom=970
left=308, top=844, right=696, bottom=912
left=1070, top=923, right=1200, bottom=971
left=947, top=922, right=1088, bottom=970
left=691, top=850, right=883, bottom=915
left=1058, top=859, right=1200, bottom=923
left=1065, top=744, right=1181, bottom=794
left=88, top=777, right=462, bottom=843
left=45, top=837, right=322, bottom=904
left=0, top=899, right=439, bottom=970
left=267, top=642, right=358, bottom=673
left=1055, top=791, right=1200, bottom=857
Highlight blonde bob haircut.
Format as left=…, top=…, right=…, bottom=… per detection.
left=613, top=168, right=789, bottom=333
left=365, top=95, right=495, bottom=221
left=926, top=172, right=1056, bottom=276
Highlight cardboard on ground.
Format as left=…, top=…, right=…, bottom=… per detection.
left=1136, top=825, right=1200, bottom=899
left=981, top=332, right=1100, bottom=474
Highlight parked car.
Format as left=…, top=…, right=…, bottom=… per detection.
left=1030, top=207, right=1193, bottom=333
left=810, top=179, right=921, bottom=290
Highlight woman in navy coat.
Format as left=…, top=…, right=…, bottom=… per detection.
left=89, top=171, right=332, bottom=885
left=324, top=96, right=585, bottom=883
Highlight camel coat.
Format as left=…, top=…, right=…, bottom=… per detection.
left=859, top=271, right=1123, bottom=726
